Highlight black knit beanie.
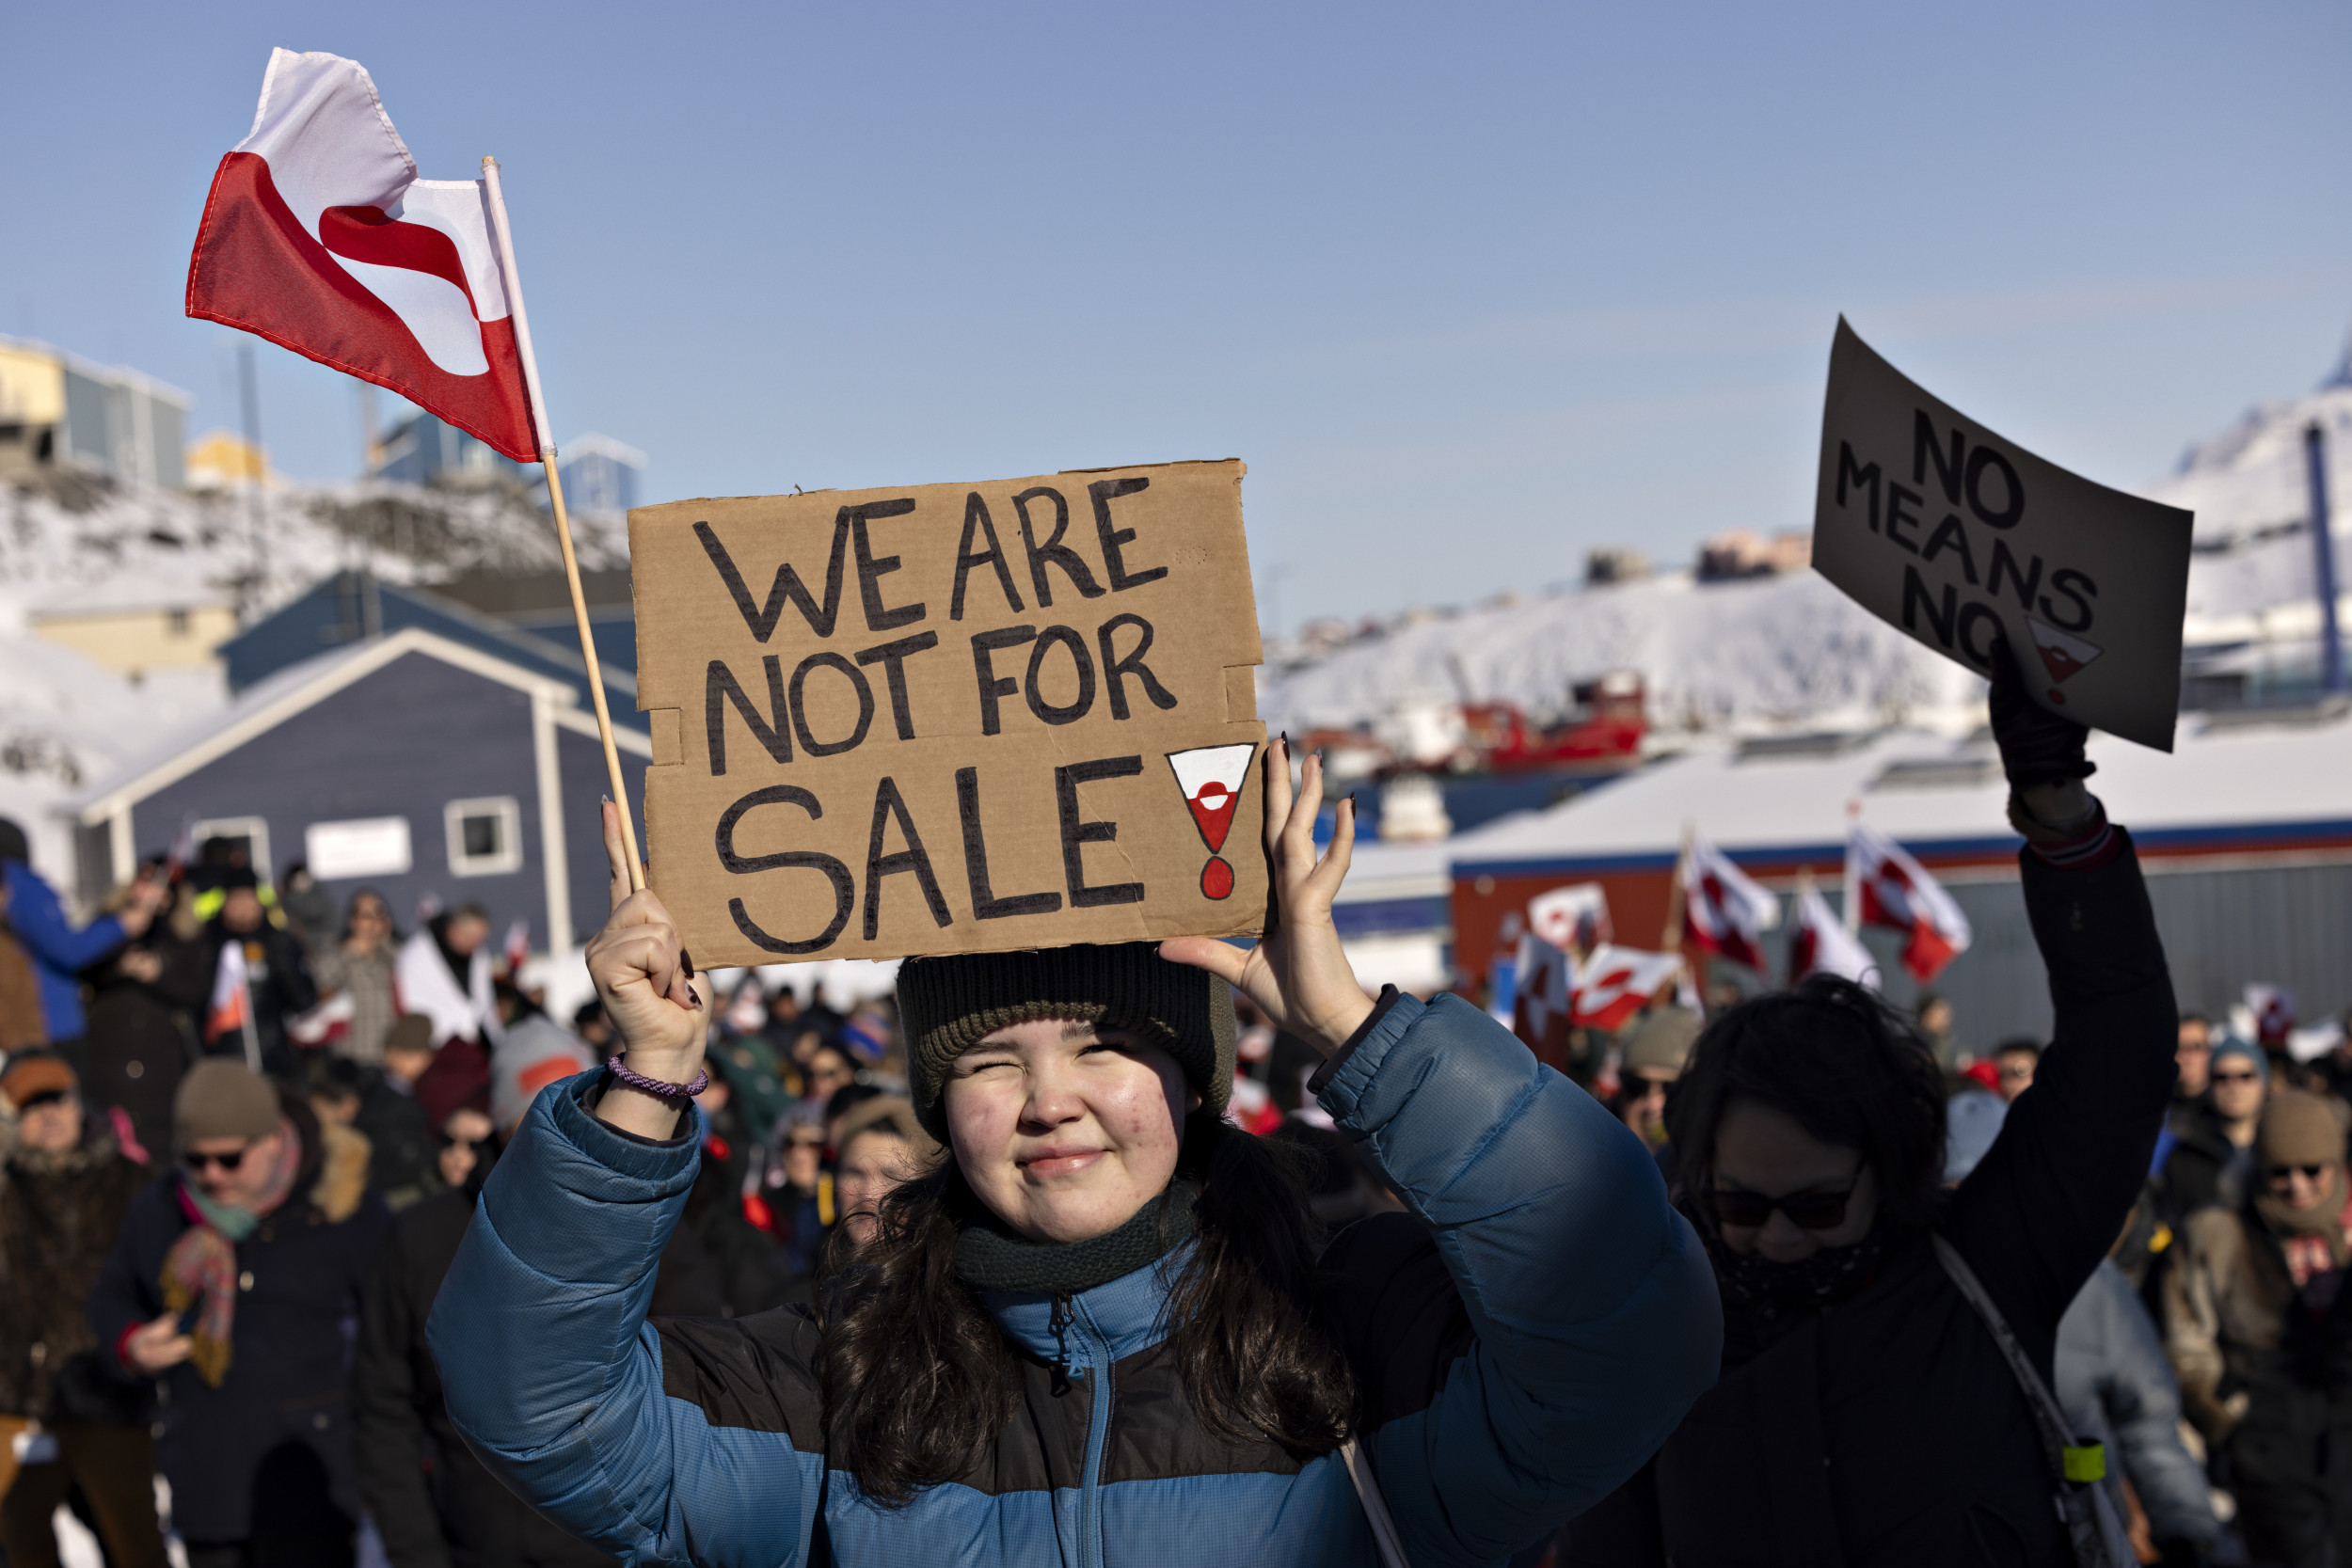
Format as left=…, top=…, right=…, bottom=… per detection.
left=897, top=943, right=1236, bottom=1141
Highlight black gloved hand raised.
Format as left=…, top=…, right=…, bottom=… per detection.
left=1987, top=638, right=2094, bottom=790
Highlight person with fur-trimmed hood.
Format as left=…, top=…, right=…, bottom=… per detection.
left=427, top=743, right=1722, bottom=1567
left=88, top=1060, right=389, bottom=1568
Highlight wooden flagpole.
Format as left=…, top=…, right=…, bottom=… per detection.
left=480, top=156, right=645, bottom=895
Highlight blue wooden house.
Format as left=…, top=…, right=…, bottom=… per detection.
left=216, top=570, right=636, bottom=707
left=61, top=627, right=649, bottom=959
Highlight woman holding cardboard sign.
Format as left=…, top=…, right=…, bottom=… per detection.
left=428, top=738, right=1722, bottom=1568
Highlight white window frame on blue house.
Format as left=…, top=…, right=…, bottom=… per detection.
left=444, top=796, right=523, bottom=878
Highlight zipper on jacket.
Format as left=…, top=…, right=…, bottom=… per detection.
left=1071, top=1294, right=1116, bottom=1568
left=1048, top=1292, right=1075, bottom=1397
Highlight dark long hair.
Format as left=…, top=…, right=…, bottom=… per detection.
left=1665, top=975, right=1948, bottom=1230
left=815, top=1109, right=1353, bottom=1504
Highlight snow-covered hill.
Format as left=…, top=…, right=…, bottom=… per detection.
left=1263, top=343, right=2352, bottom=744
left=1259, top=570, right=1983, bottom=741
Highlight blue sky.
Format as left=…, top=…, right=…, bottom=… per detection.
left=7, top=1, right=2349, bottom=627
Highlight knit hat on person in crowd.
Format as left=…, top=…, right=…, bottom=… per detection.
left=0, top=1051, right=76, bottom=1109
left=383, top=1015, right=436, bottom=1058
left=1622, top=1006, right=1703, bottom=1079
left=490, top=1014, right=597, bottom=1132
left=2211, top=1037, right=2269, bottom=1086
left=896, top=942, right=1237, bottom=1142
left=2257, top=1088, right=2347, bottom=1170
left=175, top=1059, right=283, bottom=1147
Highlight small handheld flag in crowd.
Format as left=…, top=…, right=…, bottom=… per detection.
left=1846, top=821, right=1972, bottom=983
left=205, top=941, right=262, bottom=1072
left=1789, top=876, right=1877, bottom=988
left=1678, top=835, right=1778, bottom=974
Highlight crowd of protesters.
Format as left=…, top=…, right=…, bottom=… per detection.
left=0, top=648, right=2340, bottom=1568
left=0, top=823, right=969, bottom=1566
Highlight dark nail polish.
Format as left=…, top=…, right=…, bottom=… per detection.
left=679, top=948, right=695, bottom=979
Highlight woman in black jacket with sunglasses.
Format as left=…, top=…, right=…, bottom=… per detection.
left=1563, top=653, right=2180, bottom=1568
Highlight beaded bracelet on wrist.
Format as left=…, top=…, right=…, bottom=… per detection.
left=605, top=1056, right=709, bottom=1103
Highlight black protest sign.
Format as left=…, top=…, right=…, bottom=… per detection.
left=1812, top=319, right=2192, bottom=751
left=630, top=461, right=1269, bottom=967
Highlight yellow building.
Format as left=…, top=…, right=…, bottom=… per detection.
left=185, top=429, right=271, bottom=489
left=0, top=336, right=190, bottom=487
left=31, top=573, right=239, bottom=682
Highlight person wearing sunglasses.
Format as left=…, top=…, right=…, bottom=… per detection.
left=2166, top=1088, right=2352, bottom=1567
left=89, top=1057, right=389, bottom=1568
left=2157, top=1037, right=2269, bottom=1238
left=1565, top=644, right=2180, bottom=1566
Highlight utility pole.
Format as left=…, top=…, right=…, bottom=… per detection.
left=2305, top=422, right=2345, bottom=697
left=237, top=340, right=267, bottom=593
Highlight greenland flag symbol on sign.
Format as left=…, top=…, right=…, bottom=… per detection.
left=1166, top=744, right=1257, bottom=900
left=186, top=50, right=541, bottom=462
left=2026, top=615, right=2103, bottom=702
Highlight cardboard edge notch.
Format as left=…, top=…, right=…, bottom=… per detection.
left=649, top=708, right=683, bottom=768
left=1224, top=666, right=1259, bottom=724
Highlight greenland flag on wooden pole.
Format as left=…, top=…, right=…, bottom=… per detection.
left=187, top=49, right=540, bottom=461
left=1569, top=945, right=1686, bottom=1034
left=1679, top=834, right=1779, bottom=974
left=1847, top=822, right=1972, bottom=983
left=1789, top=877, right=1878, bottom=989
left=188, top=49, right=647, bottom=895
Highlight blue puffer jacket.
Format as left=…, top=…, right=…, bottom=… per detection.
left=429, top=991, right=1722, bottom=1567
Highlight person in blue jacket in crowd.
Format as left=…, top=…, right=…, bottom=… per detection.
left=430, top=739, right=1723, bottom=1568
left=0, top=817, right=167, bottom=1053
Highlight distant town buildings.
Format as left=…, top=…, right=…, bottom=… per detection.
left=184, top=429, right=271, bottom=489
left=1695, top=529, right=1811, bottom=581
left=30, top=572, right=239, bottom=682
left=557, top=434, right=645, bottom=516
left=368, top=411, right=646, bottom=516
left=371, top=408, right=533, bottom=489
left=0, top=336, right=190, bottom=488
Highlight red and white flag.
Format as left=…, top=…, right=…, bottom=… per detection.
left=1789, top=886, right=1877, bottom=988
left=203, top=941, right=251, bottom=1045
left=502, top=918, right=532, bottom=974
left=1571, top=944, right=1685, bottom=1033
left=1848, top=823, right=1971, bottom=982
left=1510, top=931, right=1576, bottom=1070
left=1679, top=836, right=1778, bottom=973
left=187, top=50, right=544, bottom=462
left=1528, top=881, right=1612, bottom=954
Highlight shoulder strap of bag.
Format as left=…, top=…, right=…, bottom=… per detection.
left=1341, top=1437, right=1413, bottom=1568
left=1931, top=1234, right=2127, bottom=1568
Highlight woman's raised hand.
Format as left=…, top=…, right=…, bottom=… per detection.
left=585, top=800, right=707, bottom=1135
left=1161, top=737, right=1375, bottom=1058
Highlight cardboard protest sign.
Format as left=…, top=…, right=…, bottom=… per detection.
left=629, top=460, right=1268, bottom=967
left=1812, top=318, right=2193, bottom=751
